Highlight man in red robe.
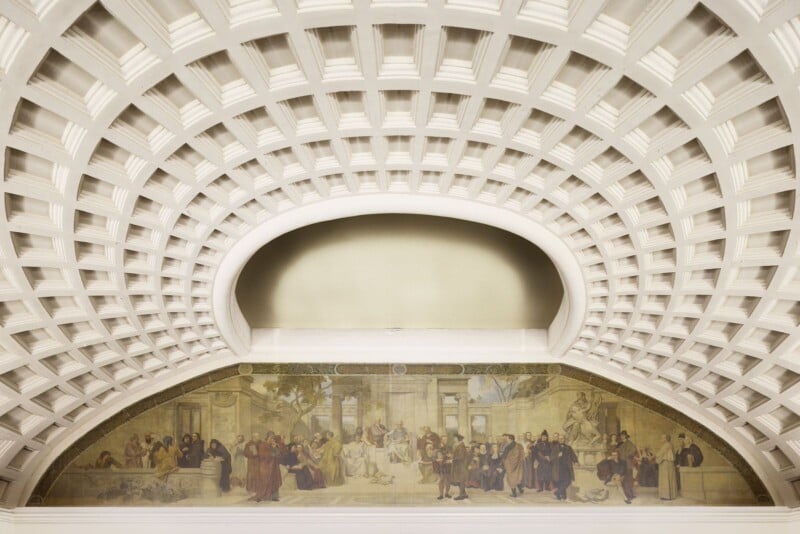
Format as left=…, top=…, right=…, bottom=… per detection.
left=243, top=432, right=261, bottom=493
left=251, top=434, right=282, bottom=502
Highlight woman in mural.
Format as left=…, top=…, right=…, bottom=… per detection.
left=207, top=439, right=233, bottom=492
left=153, top=436, right=181, bottom=480
left=655, top=434, right=678, bottom=500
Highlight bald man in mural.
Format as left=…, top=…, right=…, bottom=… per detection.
left=501, top=433, right=525, bottom=498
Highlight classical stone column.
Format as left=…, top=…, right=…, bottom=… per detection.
left=438, top=394, right=447, bottom=435
left=356, top=392, right=365, bottom=432
left=331, top=393, right=344, bottom=439
left=456, top=394, right=469, bottom=441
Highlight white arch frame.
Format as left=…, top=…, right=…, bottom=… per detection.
left=211, top=195, right=587, bottom=358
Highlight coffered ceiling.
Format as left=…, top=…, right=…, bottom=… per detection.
left=1, top=0, right=800, bottom=507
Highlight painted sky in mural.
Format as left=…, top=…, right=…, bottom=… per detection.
left=40, top=369, right=758, bottom=507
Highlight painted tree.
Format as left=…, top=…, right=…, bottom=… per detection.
left=262, top=375, right=329, bottom=433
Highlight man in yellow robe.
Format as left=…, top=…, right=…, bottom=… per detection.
left=320, top=431, right=345, bottom=486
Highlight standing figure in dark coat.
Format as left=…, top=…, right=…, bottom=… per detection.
left=488, top=444, right=505, bottom=491
left=187, top=432, right=205, bottom=468
left=616, top=431, right=637, bottom=502
left=476, top=444, right=491, bottom=491
left=450, top=433, right=469, bottom=500
left=638, top=448, right=659, bottom=487
left=433, top=449, right=452, bottom=499
left=178, top=434, right=193, bottom=467
left=467, top=446, right=482, bottom=488
left=207, top=439, right=232, bottom=492
left=251, top=435, right=282, bottom=502
left=534, top=430, right=553, bottom=492
left=552, top=435, right=579, bottom=500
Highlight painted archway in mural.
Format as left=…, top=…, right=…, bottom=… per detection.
left=30, top=363, right=771, bottom=507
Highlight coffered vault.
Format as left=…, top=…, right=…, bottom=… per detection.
left=0, top=0, right=799, bottom=508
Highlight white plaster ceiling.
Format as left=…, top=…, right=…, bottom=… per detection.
left=0, top=0, right=799, bottom=507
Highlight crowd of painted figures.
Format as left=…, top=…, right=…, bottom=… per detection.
left=90, top=421, right=704, bottom=503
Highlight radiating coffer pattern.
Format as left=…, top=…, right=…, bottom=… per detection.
left=1, top=0, right=800, bottom=507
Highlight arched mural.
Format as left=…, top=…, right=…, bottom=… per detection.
left=31, top=364, right=771, bottom=507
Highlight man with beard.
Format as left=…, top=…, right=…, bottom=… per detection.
left=124, top=434, right=145, bottom=468
left=368, top=418, right=389, bottom=448
left=141, top=433, right=156, bottom=469
left=552, top=435, right=579, bottom=500
left=676, top=433, right=704, bottom=467
left=534, top=430, right=553, bottom=492
left=243, top=432, right=261, bottom=493
left=251, top=434, right=282, bottom=502
left=450, top=433, right=469, bottom=500
left=501, top=433, right=525, bottom=497
left=187, top=432, right=205, bottom=468
left=418, top=426, right=440, bottom=453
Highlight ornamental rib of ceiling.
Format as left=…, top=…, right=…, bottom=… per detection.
left=0, top=0, right=799, bottom=507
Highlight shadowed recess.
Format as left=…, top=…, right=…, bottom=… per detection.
left=235, top=215, right=565, bottom=329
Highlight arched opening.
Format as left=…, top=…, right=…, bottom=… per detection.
left=235, top=214, right=564, bottom=329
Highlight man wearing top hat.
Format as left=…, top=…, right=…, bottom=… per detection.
left=533, top=430, right=552, bottom=491
left=450, top=433, right=469, bottom=500
left=616, top=430, right=638, bottom=502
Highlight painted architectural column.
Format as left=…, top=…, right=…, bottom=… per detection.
left=456, top=394, right=469, bottom=441
left=331, top=393, right=344, bottom=439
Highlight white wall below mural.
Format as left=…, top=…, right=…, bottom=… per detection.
left=1, top=507, right=800, bottom=534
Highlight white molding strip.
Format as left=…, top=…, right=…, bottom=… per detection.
left=1, top=507, right=800, bottom=534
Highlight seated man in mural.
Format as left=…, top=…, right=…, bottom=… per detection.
left=343, top=432, right=369, bottom=477
left=368, top=418, right=388, bottom=448
left=606, top=449, right=635, bottom=504
left=387, top=421, right=412, bottom=464
left=562, top=392, right=602, bottom=446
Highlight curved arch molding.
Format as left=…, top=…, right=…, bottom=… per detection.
left=29, top=363, right=773, bottom=506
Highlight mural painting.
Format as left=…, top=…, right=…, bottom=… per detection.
left=38, top=364, right=761, bottom=506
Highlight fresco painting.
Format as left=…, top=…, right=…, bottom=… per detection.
left=39, top=365, right=759, bottom=506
